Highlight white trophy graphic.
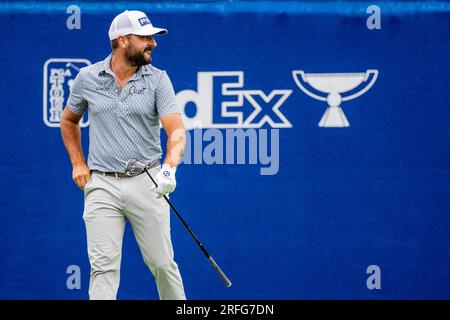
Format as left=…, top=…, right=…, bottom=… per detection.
left=292, top=70, right=378, bottom=127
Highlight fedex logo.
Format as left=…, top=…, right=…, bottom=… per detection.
left=176, top=72, right=292, bottom=130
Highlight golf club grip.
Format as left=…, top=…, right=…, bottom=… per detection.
left=208, top=256, right=232, bottom=287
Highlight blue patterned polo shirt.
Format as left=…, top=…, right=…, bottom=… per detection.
left=67, top=54, right=179, bottom=172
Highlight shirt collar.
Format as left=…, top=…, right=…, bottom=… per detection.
left=99, top=54, right=153, bottom=77
left=99, top=54, right=114, bottom=76
left=140, top=64, right=153, bottom=76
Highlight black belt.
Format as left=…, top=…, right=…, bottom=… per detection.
left=92, top=171, right=131, bottom=178
left=92, top=159, right=159, bottom=178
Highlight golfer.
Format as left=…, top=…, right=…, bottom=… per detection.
left=60, top=10, right=186, bottom=300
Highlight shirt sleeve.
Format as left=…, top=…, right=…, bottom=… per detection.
left=155, top=71, right=180, bottom=117
left=67, top=69, right=88, bottom=115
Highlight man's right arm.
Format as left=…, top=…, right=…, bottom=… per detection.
left=60, top=107, right=91, bottom=189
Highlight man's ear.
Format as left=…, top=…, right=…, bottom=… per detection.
left=118, top=35, right=128, bottom=49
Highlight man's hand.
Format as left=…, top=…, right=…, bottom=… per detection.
left=61, top=106, right=90, bottom=190
left=73, top=163, right=91, bottom=190
left=151, top=164, right=176, bottom=198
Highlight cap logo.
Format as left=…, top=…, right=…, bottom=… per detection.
left=138, top=17, right=151, bottom=26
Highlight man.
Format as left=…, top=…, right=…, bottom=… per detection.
left=60, top=10, right=186, bottom=300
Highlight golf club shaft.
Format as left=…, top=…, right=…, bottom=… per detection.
left=143, top=168, right=232, bottom=287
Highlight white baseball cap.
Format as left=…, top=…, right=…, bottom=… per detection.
left=108, top=10, right=167, bottom=41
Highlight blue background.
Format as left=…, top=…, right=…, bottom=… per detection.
left=0, top=1, right=449, bottom=299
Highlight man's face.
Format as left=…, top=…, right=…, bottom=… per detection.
left=124, top=34, right=157, bottom=67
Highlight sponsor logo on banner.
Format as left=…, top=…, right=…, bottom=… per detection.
left=292, top=69, right=378, bottom=127
left=177, top=71, right=292, bottom=130
left=43, top=58, right=91, bottom=128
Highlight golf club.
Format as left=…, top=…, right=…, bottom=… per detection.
left=125, top=159, right=232, bottom=288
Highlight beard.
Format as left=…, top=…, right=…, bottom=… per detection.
left=125, top=44, right=151, bottom=67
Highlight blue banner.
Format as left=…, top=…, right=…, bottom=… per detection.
left=0, top=1, right=449, bottom=299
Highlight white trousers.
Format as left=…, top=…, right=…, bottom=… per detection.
left=83, top=167, right=186, bottom=300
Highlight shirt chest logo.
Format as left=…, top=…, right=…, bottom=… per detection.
left=128, top=85, right=146, bottom=95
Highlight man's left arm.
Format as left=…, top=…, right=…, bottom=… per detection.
left=161, top=113, right=186, bottom=168
left=150, top=113, right=186, bottom=198
left=152, top=71, right=186, bottom=197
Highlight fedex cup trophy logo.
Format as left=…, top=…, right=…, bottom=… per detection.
left=292, top=70, right=378, bottom=127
